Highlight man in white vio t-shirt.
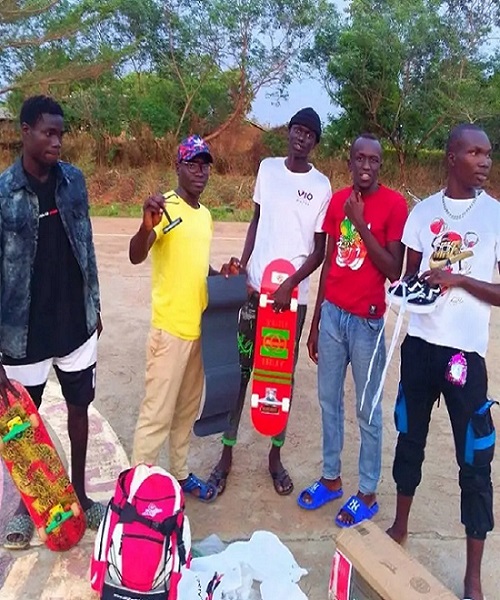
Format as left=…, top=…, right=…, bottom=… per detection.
left=207, top=108, right=332, bottom=497
left=387, top=124, right=500, bottom=600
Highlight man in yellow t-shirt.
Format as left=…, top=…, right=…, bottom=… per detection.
left=129, top=135, right=218, bottom=501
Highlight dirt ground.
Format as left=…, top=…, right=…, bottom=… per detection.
left=1, top=217, right=499, bottom=600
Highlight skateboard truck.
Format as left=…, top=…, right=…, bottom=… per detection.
left=39, top=502, right=81, bottom=540
left=162, top=206, right=182, bottom=234
left=259, top=293, right=298, bottom=312
left=0, top=414, right=39, bottom=449
left=251, top=390, right=290, bottom=413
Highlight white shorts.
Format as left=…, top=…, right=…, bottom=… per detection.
left=4, top=332, right=98, bottom=387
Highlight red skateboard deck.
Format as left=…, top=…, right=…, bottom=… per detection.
left=251, top=259, right=298, bottom=436
left=0, top=381, right=85, bottom=551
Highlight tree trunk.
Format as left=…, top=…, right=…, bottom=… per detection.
left=204, top=68, right=249, bottom=142
left=397, top=145, right=407, bottom=184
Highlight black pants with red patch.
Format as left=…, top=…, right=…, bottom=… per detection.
left=393, top=335, right=495, bottom=540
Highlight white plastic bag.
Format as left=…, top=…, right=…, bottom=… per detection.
left=179, top=531, right=308, bottom=599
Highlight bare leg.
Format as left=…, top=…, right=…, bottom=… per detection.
left=67, top=403, right=92, bottom=510
left=463, top=537, right=484, bottom=600
left=386, top=492, right=413, bottom=545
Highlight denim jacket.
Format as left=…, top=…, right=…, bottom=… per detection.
left=0, top=159, right=101, bottom=359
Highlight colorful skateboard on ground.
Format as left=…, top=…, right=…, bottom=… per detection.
left=0, top=380, right=85, bottom=551
left=251, top=259, right=298, bottom=436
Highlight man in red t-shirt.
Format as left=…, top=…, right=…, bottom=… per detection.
left=297, top=133, right=408, bottom=527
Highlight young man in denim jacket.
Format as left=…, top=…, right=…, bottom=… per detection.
left=0, top=95, right=104, bottom=548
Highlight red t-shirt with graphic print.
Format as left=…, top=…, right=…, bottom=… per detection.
left=322, top=185, right=408, bottom=319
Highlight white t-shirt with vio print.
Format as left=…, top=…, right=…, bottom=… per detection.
left=247, top=157, right=332, bottom=304
left=403, top=190, right=500, bottom=357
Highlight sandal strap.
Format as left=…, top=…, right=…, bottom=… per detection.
left=5, top=514, right=34, bottom=542
left=343, top=496, right=369, bottom=518
left=182, top=473, right=217, bottom=499
left=297, top=480, right=343, bottom=509
left=85, top=501, right=105, bottom=530
left=337, top=495, right=377, bottom=523
left=303, top=480, right=323, bottom=495
left=270, top=468, right=294, bottom=495
left=208, top=467, right=228, bottom=486
left=270, top=468, right=290, bottom=480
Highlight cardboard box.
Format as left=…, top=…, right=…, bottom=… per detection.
left=328, top=521, right=458, bottom=600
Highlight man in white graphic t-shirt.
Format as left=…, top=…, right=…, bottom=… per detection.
left=207, top=108, right=332, bottom=498
left=387, top=124, right=500, bottom=600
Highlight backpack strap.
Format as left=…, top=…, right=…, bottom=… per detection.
left=111, top=501, right=179, bottom=537
left=165, top=518, right=186, bottom=600
left=175, top=521, right=186, bottom=565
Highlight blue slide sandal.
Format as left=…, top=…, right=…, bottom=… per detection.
left=181, top=473, right=218, bottom=503
left=297, top=480, right=343, bottom=510
left=335, top=494, right=379, bottom=528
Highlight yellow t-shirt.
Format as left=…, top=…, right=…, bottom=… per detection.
left=151, top=191, right=213, bottom=340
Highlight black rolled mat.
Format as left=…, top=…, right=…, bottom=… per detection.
left=194, top=274, right=247, bottom=437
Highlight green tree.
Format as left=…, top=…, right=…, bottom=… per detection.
left=0, top=0, right=136, bottom=95
left=3, top=0, right=325, bottom=142
left=159, top=0, right=332, bottom=140
left=311, top=0, right=500, bottom=176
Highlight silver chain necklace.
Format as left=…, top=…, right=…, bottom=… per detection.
left=441, top=189, right=479, bottom=220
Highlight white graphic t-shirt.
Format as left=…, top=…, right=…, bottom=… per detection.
left=247, top=157, right=332, bottom=304
left=403, top=190, right=500, bottom=357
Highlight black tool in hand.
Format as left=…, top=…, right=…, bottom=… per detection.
left=161, top=205, right=182, bottom=234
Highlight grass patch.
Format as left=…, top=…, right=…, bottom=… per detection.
left=86, top=165, right=255, bottom=221
left=209, top=206, right=253, bottom=221
left=90, top=204, right=143, bottom=218
left=90, top=202, right=253, bottom=221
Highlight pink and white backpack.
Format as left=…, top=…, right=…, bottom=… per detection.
left=90, top=464, right=191, bottom=600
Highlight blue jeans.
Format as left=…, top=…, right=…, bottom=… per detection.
left=318, top=301, right=386, bottom=495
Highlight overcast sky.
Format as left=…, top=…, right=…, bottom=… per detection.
left=250, top=77, right=337, bottom=128
left=250, top=0, right=347, bottom=128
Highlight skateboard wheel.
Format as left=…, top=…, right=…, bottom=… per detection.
left=251, top=393, right=260, bottom=408
left=282, top=397, right=290, bottom=412
left=38, top=527, right=48, bottom=543
left=259, top=293, right=268, bottom=308
left=290, top=298, right=298, bottom=313
left=70, top=502, right=81, bottom=518
left=29, top=414, right=40, bottom=429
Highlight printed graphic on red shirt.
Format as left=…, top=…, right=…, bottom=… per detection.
left=322, top=185, right=408, bottom=319
left=336, top=217, right=368, bottom=270
left=428, top=217, right=478, bottom=275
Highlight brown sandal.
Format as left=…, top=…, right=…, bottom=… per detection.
left=207, top=466, right=230, bottom=496
left=269, top=468, right=294, bottom=496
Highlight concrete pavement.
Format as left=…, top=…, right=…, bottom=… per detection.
left=0, top=218, right=499, bottom=599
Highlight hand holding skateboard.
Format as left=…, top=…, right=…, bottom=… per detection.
left=271, top=276, right=296, bottom=312
left=220, top=256, right=246, bottom=277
